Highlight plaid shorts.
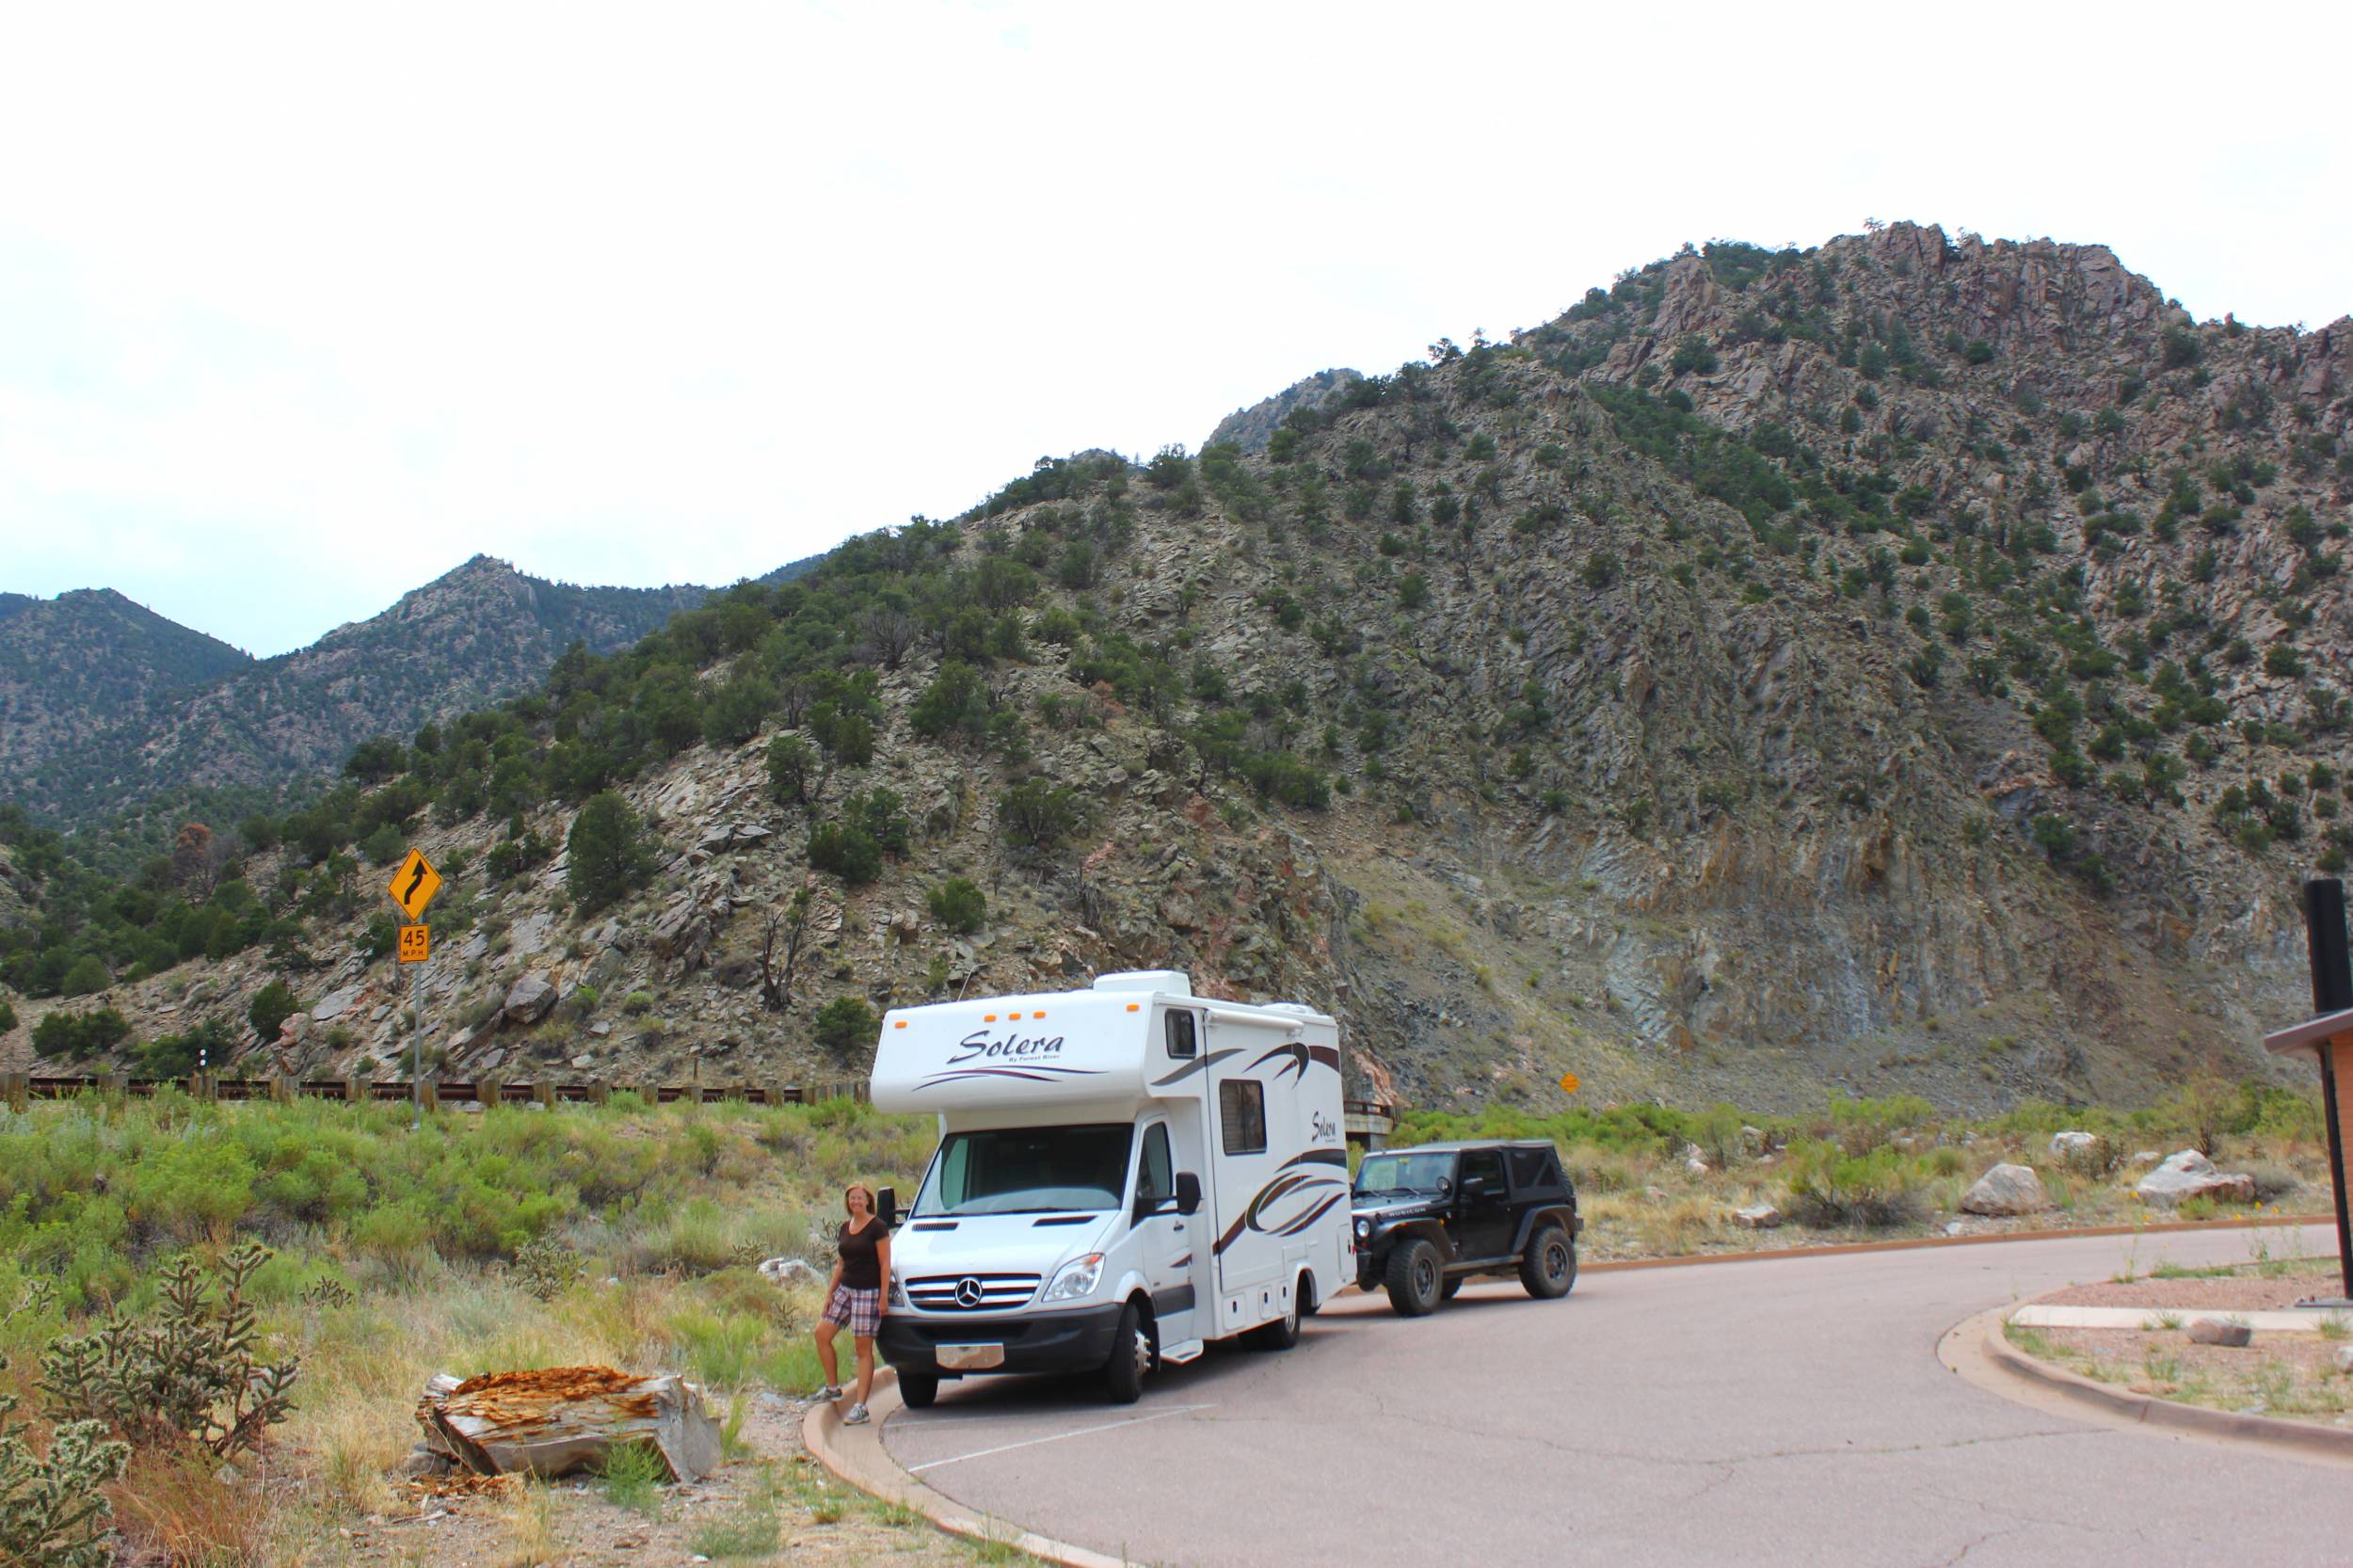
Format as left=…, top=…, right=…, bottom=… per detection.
left=823, top=1284, right=882, bottom=1337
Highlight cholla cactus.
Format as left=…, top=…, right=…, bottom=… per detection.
left=40, top=1242, right=299, bottom=1461
left=1, top=1276, right=126, bottom=1568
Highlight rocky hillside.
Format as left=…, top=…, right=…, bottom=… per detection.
left=0, top=587, right=252, bottom=777
left=6, top=222, right=2346, bottom=1116
left=7, top=556, right=710, bottom=829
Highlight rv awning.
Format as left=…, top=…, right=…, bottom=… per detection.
left=2262, top=1005, right=2353, bottom=1064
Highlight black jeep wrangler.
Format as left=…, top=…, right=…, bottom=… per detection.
left=1352, top=1140, right=1580, bottom=1315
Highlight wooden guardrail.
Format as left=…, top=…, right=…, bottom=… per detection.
left=0, top=1072, right=872, bottom=1112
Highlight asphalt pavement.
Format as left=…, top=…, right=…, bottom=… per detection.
left=882, top=1224, right=2345, bottom=1567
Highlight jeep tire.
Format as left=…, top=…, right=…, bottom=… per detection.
left=1519, top=1224, right=1576, bottom=1300
left=1385, top=1238, right=1445, bottom=1317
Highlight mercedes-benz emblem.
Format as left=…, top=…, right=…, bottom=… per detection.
left=953, top=1276, right=984, bottom=1308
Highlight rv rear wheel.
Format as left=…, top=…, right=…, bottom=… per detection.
left=897, top=1371, right=938, bottom=1410
left=1248, top=1289, right=1302, bottom=1351
left=1385, top=1238, right=1444, bottom=1317
left=1103, top=1301, right=1149, bottom=1404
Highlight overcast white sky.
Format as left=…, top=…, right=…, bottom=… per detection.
left=3, top=1, right=2347, bottom=657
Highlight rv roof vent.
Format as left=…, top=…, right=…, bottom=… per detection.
left=1092, top=969, right=1192, bottom=996
left=1262, top=1002, right=1320, bottom=1016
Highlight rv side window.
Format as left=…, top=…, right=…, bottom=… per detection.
left=1164, top=1010, right=1197, bottom=1058
left=1137, top=1122, right=1174, bottom=1205
left=1218, top=1080, right=1266, bottom=1156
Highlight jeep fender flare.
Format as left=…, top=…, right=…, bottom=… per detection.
left=1510, top=1204, right=1579, bottom=1256
left=1379, top=1218, right=1454, bottom=1264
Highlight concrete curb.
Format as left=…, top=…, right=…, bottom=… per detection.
left=801, top=1369, right=1133, bottom=1568
left=1942, top=1302, right=2353, bottom=1469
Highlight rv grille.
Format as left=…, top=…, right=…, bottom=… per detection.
left=905, top=1272, right=1042, bottom=1312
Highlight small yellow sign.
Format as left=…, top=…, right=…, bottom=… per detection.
left=387, top=848, right=441, bottom=921
left=397, top=923, right=431, bottom=964
left=1558, top=1071, right=1580, bottom=1095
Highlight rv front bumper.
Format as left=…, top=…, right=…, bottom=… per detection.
left=878, top=1304, right=1127, bottom=1376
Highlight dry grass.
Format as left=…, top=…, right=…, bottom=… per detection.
left=107, top=1444, right=275, bottom=1568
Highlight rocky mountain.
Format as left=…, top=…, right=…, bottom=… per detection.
left=1209, top=368, right=1361, bottom=455
left=5, top=557, right=710, bottom=830
left=0, top=588, right=253, bottom=777
left=7, top=222, right=2347, bottom=1116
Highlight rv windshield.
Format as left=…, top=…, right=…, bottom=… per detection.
left=915, top=1124, right=1133, bottom=1217
left=1354, top=1151, right=1454, bottom=1196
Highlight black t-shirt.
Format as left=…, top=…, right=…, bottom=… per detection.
left=837, top=1218, right=883, bottom=1290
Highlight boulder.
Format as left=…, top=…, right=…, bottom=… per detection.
left=509, top=913, right=554, bottom=958
left=758, top=1256, right=824, bottom=1287
left=2335, top=1345, right=2353, bottom=1376
left=502, top=974, right=559, bottom=1025
left=1961, top=1162, right=2048, bottom=1216
left=2136, top=1149, right=2257, bottom=1208
left=2186, top=1318, right=2252, bottom=1348
left=1732, top=1204, right=1782, bottom=1229
left=311, top=984, right=365, bottom=1024
left=2049, top=1130, right=2100, bottom=1159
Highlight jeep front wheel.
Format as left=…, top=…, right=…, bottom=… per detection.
left=1520, top=1224, right=1576, bottom=1300
left=1385, top=1238, right=1444, bottom=1317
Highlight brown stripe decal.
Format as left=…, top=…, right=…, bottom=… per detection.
left=1308, top=1045, right=1341, bottom=1072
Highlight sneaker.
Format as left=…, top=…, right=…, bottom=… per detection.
left=842, top=1402, right=871, bottom=1426
left=820, top=1384, right=843, bottom=1402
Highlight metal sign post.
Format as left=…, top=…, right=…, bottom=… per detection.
left=2265, top=878, right=2353, bottom=1306
left=2303, top=879, right=2353, bottom=1304
left=387, top=849, right=442, bottom=1132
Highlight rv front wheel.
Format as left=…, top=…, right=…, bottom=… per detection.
left=897, top=1371, right=939, bottom=1409
left=1103, top=1301, right=1150, bottom=1403
left=1385, top=1238, right=1444, bottom=1317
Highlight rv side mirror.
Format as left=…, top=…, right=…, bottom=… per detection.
left=1175, top=1172, right=1203, bottom=1216
left=877, top=1187, right=899, bottom=1228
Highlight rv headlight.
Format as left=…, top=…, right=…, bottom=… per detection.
left=1042, top=1253, right=1105, bottom=1303
left=888, top=1272, right=907, bottom=1309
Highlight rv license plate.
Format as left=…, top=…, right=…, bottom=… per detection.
left=936, top=1343, right=1005, bottom=1371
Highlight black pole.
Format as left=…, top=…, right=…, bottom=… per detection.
left=2303, top=878, right=2353, bottom=1302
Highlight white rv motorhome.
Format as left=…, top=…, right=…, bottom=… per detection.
left=869, top=969, right=1349, bottom=1406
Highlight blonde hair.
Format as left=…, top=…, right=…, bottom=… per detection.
left=843, top=1182, right=874, bottom=1213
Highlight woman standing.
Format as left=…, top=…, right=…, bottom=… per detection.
left=815, top=1182, right=891, bottom=1425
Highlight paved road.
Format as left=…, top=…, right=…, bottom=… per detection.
left=884, top=1224, right=2345, bottom=1567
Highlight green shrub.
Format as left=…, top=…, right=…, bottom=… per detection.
left=925, top=878, right=987, bottom=935
left=808, top=823, right=882, bottom=886
left=999, top=780, right=1082, bottom=851
left=57, top=956, right=110, bottom=1000
left=1784, top=1144, right=1928, bottom=1229
left=567, top=792, right=653, bottom=914
left=622, top=990, right=657, bottom=1015
left=29, top=1009, right=132, bottom=1061
left=248, top=981, right=297, bottom=1045
left=813, top=997, right=878, bottom=1060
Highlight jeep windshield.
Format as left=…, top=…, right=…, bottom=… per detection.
left=914, top=1123, right=1133, bottom=1216
left=1354, top=1151, right=1455, bottom=1197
